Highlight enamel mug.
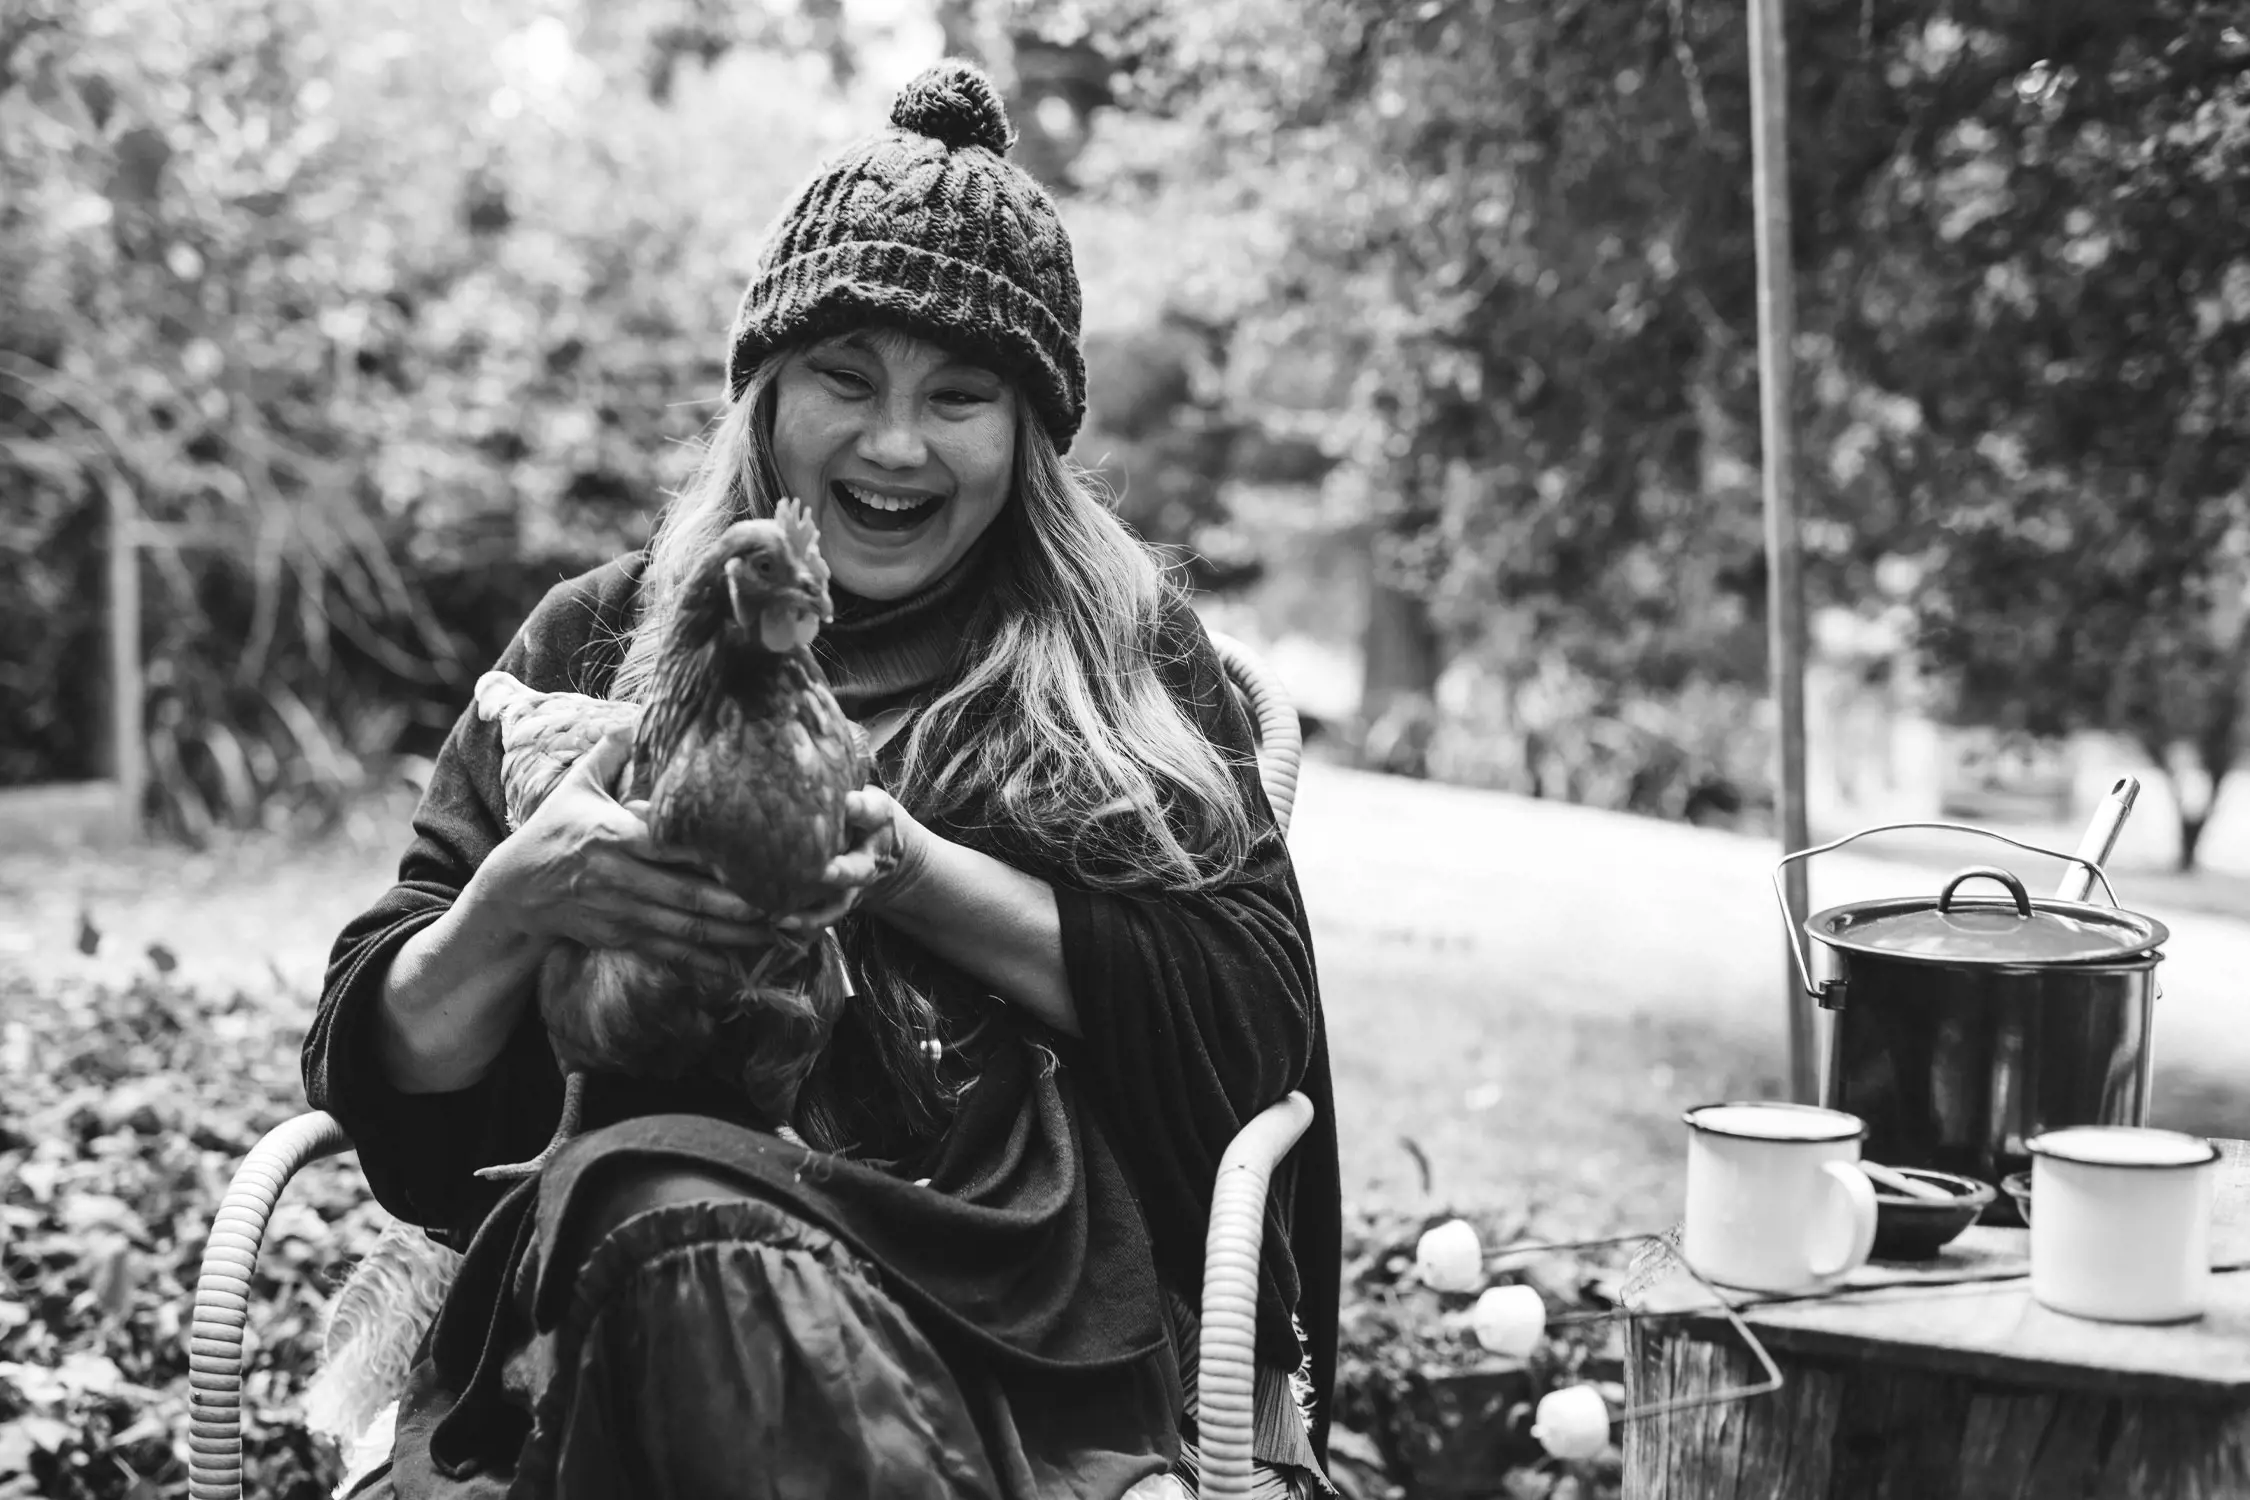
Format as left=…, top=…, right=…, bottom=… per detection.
left=2028, top=1125, right=2218, bottom=1323
left=1682, top=1102, right=1880, bottom=1293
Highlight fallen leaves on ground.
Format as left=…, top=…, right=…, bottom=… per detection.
left=0, top=967, right=374, bottom=1499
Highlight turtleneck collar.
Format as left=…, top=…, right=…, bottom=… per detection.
left=814, top=524, right=1005, bottom=719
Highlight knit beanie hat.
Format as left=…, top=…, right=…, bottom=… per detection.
left=725, top=60, right=1087, bottom=449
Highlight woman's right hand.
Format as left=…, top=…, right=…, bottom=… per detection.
left=475, top=729, right=771, bottom=981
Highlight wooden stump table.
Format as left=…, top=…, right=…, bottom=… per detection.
left=1621, top=1140, right=2250, bottom=1498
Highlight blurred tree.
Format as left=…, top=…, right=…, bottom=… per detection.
left=934, top=3, right=1297, bottom=590
left=13, top=0, right=2241, bottom=860
left=1018, top=0, right=2250, bottom=851
left=1077, top=312, right=1266, bottom=591
left=1019, top=0, right=1790, bottom=810
left=1813, top=7, right=2250, bottom=867
left=0, top=0, right=871, bottom=834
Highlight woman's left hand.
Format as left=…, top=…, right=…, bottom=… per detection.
left=781, top=786, right=931, bottom=928
left=790, top=785, right=1076, bottom=1032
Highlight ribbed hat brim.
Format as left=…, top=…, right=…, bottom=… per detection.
left=728, top=241, right=1086, bottom=449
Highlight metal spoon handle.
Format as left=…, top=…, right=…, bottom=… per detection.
left=2055, top=775, right=2140, bottom=903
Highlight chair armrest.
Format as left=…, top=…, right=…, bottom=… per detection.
left=1195, top=1091, right=1315, bottom=1500
left=188, top=1110, right=353, bottom=1500
left=1209, top=632, right=1303, bottom=840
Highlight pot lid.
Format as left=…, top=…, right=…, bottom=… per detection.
left=1807, top=864, right=2167, bottom=967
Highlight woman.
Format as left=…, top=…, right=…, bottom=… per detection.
left=305, top=60, right=1340, bottom=1499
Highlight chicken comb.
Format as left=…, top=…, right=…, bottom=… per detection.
left=772, top=497, right=831, bottom=596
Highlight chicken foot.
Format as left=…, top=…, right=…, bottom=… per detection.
left=474, top=1068, right=587, bottom=1184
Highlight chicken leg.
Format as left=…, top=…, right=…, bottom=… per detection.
left=473, top=926, right=853, bottom=1183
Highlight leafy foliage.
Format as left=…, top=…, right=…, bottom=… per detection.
left=1815, top=7, right=2250, bottom=864
left=0, top=0, right=870, bottom=832
left=0, top=968, right=375, bottom=1499
left=11, top=0, right=2246, bottom=855
left=1018, top=0, right=2250, bottom=853
left=1020, top=0, right=1791, bottom=816
left=1332, top=1205, right=1630, bottom=1500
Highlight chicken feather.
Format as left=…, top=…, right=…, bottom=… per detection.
left=472, top=672, right=642, bottom=831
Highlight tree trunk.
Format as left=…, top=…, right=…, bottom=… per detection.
left=1360, top=575, right=1442, bottom=724
left=1358, top=573, right=1443, bottom=777
left=2136, top=736, right=2209, bottom=875
left=2179, top=809, right=2210, bottom=874
left=2176, top=608, right=2250, bottom=873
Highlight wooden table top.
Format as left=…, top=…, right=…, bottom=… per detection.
left=1627, top=1139, right=2250, bottom=1401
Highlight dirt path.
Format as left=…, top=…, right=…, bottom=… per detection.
left=0, top=792, right=412, bottom=1006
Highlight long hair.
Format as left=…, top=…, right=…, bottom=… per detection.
left=612, top=346, right=1260, bottom=1150
left=611, top=361, right=786, bottom=704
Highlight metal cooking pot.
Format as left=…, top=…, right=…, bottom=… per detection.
left=1775, top=823, right=2169, bottom=1219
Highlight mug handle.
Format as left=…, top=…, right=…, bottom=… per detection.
left=1805, top=1160, right=1880, bottom=1281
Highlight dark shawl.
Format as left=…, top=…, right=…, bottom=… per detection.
left=302, top=550, right=1341, bottom=1460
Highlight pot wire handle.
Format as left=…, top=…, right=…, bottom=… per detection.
left=1771, top=821, right=2119, bottom=1000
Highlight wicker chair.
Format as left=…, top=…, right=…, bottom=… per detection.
left=188, top=633, right=1313, bottom=1500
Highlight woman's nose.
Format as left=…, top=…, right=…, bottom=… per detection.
left=856, top=392, right=929, bottom=470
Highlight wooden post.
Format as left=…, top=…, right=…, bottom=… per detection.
left=106, top=473, right=143, bottom=839
left=1749, top=0, right=1814, bottom=1104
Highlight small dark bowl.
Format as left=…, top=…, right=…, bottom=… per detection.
left=2001, top=1171, right=2034, bottom=1226
left=1870, top=1168, right=1997, bottom=1261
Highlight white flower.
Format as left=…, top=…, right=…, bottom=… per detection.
left=1470, top=1284, right=1545, bottom=1356
left=1532, top=1383, right=1611, bottom=1460
left=1414, top=1218, right=1482, bottom=1293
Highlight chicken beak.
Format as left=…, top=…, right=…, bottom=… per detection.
left=795, top=565, right=834, bottom=623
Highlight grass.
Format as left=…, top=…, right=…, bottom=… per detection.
left=1321, top=939, right=1782, bottom=1234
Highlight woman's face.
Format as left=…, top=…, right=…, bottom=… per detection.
left=771, top=327, right=1019, bottom=601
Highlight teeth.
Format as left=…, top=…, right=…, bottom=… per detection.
left=841, top=482, right=938, bottom=513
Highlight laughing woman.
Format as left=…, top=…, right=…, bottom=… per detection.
left=305, top=60, right=1340, bottom=1499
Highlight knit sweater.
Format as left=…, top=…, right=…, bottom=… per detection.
left=301, top=550, right=1342, bottom=1477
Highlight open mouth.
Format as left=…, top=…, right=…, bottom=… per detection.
left=831, top=480, right=945, bottom=534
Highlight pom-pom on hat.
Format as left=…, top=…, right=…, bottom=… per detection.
left=725, top=59, right=1086, bottom=448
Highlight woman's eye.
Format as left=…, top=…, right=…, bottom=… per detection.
left=934, top=388, right=994, bottom=409
left=816, top=365, right=873, bottom=394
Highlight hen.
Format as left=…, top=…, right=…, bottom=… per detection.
left=474, top=500, right=874, bottom=1180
